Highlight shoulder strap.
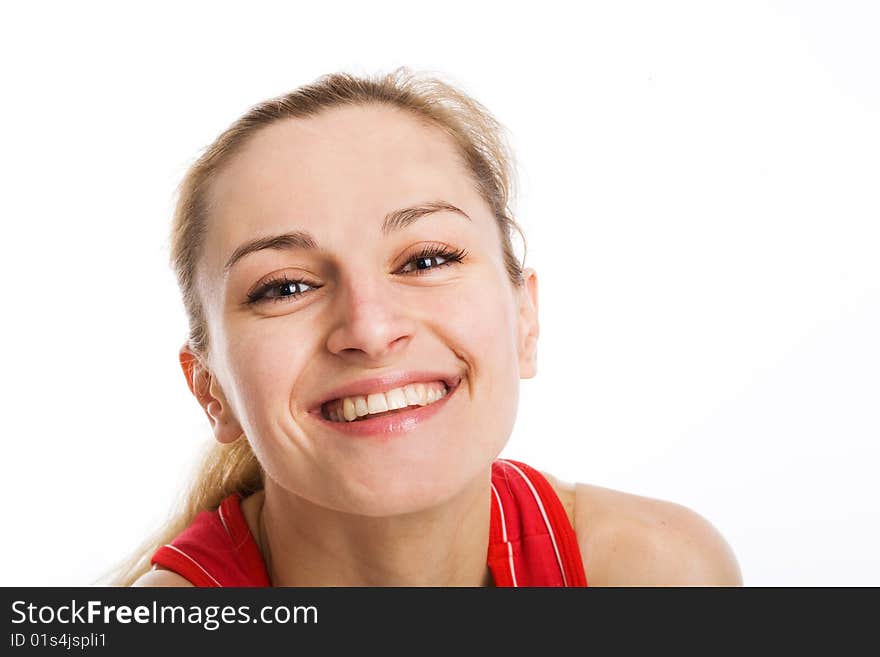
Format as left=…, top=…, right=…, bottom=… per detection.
left=487, top=459, right=588, bottom=587
left=150, top=493, right=270, bottom=587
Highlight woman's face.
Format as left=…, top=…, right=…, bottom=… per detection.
left=193, top=104, right=539, bottom=516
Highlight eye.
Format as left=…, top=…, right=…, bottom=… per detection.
left=244, top=245, right=468, bottom=306
left=398, top=245, right=469, bottom=276
left=246, top=275, right=317, bottom=305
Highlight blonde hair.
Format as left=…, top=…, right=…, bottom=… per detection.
left=102, top=67, right=526, bottom=586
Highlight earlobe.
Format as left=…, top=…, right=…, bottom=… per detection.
left=178, top=343, right=244, bottom=445
left=206, top=376, right=244, bottom=444
left=517, top=268, right=539, bottom=379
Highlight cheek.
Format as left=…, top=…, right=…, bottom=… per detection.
left=439, top=276, right=519, bottom=379
left=433, top=276, right=521, bottom=438
left=220, top=320, right=312, bottom=429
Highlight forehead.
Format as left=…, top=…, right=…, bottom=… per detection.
left=219, top=103, right=465, bottom=186
left=203, top=105, right=479, bottom=265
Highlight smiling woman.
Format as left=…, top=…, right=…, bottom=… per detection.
left=105, top=67, right=741, bottom=587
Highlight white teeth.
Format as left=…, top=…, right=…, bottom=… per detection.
left=323, top=380, right=450, bottom=422
left=354, top=397, right=369, bottom=417
left=366, top=393, right=389, bottom=414
left=404, top=386, right=421, bottom=406
left=386, top=388, right=408, bottom=411
left=342, top=397, right=357, bottom=422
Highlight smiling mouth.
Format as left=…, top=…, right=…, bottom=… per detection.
left=321, top=381, right=452, bottom=423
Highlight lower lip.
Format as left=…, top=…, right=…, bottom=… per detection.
left=308, top=381, right=460, bottom=437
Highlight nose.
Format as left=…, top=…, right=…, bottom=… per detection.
left=324, top=274, right=415, bottom=361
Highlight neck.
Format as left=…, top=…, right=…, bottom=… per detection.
left=257, top=469, right=495, bottom=587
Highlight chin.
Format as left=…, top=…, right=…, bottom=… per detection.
left=325, top=456, right=490, bottom=518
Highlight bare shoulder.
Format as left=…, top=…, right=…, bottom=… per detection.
left=573, top=480, right=742, bottom=586
left=130, top=566, right=195, bottom=588
left=539, top=470, right=741, bottom=586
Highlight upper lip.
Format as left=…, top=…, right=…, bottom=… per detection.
left=308, top=370, right=462, bottom=413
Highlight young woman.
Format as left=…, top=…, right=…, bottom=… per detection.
left=114, top=68, right=741, bottom=587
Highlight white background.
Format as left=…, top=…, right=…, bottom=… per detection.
left=1, top=1, right=877, bottom=586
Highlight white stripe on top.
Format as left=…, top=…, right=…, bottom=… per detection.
left=498, top=460, right=568, bottom=587
left=218, top=503, right=231, bottom=538
left=161, top=544, right=222, bottom=587
left=491, top=482, right=518, bottom=587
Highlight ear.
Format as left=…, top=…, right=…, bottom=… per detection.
left=516, top=267, right=539, bottom=379
left=179, top=343, right=244, bottom=444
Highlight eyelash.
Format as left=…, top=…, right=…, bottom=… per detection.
left=245, top=244, right=469, bottom=306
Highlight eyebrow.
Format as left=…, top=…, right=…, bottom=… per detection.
left=222, top=200, right=471, bottom=275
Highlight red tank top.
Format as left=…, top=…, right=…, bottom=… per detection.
left=150, top=459, right=588, bottom=587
